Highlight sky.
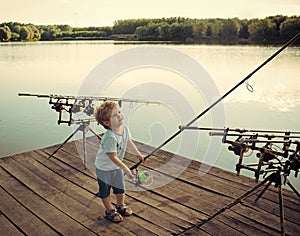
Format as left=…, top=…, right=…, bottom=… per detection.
left=1, top=0, right=299, bottom=27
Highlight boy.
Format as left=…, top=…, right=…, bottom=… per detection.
left=94, top=101, right=144, bottom=223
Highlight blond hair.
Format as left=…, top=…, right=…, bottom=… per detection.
left=94, top=101, right=118, bottom=129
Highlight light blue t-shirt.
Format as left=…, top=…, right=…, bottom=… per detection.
left=95, top=125, right=131, bottom=171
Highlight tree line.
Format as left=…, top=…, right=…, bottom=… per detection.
left=0, top=15, right=299, bottom=45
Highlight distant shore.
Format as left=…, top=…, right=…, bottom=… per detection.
left=1, top=15, right=299, bottom=45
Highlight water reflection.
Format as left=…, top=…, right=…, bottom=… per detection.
left=260, top=90, right=300, bottom=112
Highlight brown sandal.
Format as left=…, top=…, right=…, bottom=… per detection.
left=117, top=204, right=133, bottom=216
left=105, top=209, right=123, bottom=223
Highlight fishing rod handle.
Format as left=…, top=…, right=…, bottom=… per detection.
left=209, top=132, right=226, bottom=136
left=129, top=153, right=152, bottom=170
left=18, top=93, right=31, bottom=96
left=18, top=93, right=50, bottom=98
left=130, top=160, right=142, bottom=170
left=179, top=126, right=225, bottom=131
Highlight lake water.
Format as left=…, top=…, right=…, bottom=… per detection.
left=0, top=41, right=299, bottom=190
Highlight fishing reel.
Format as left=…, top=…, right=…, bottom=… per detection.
left=227, top=136, right=250, bottom=156
left=256, top=151, right=277, bottom=162
left=283, top=141, right=300, bottom=177
left=51, top=98, right=96, bottom=125
left=228, top=143, right=249, bottom=156
left=256, top=142, right=278, bottom=162
left=131, top=169, right=153, bottom=187
left=49, top=98, right=96, bottom=125
left=49, top=97, right=73, bottom=125
left=51, top=102, right=67, bottom=112
left=72, top=99, right=95, bottom=116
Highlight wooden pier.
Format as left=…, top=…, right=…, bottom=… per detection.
left=1, top=136, right=299, bottom=235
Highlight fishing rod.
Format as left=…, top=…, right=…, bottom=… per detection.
left=18, top=92, right=162, bottom=125
left=18, top=93, right=162, bottom=105
left=130, top=32, right=300, bottom=171
left=180, top=126, right=300, bottom=135
left=209, top=133, right=300, bottom=141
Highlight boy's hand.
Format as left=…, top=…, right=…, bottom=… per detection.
left=138, top=155, right=145, bottom=163
left=124, top=168, right=134, bottom=179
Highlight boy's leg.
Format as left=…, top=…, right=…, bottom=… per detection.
left=115, top=193, right=125, bottom=206
left=116, top=193, right=133, bottom=216
left=113, top=169, right=126, bottom=206
left=96, top=169, right=123, bottom=222
left=101, top=196, right=115, bottom=211
left=96, top=170, right=120, bottom=210
left=101, top=196, right=123, bottom=222
left=112, top=169, right=132, bottom=216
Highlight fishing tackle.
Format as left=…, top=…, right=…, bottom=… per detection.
left=18, top=93, right=162, bottom=126
left=131, top=169, right=153, bottom=187
left=130, top=32, right=300, bottom=172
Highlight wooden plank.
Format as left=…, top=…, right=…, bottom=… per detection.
left=0, top=166, right=90, bottom=235
left=136, top=177, right=229, bottom=216
left=128, top=189, right=206, bottom=223
left=40, top=141, right=230, bottom=230
left=44, top=141, right=300, bottom=235
left=40, top=144, right=200, bottom=234
left=125, top=195, right=193, bottom=234
left=49, top=140, right=299, bottom=223
left=0, top=187, right=58, bottom=236
left=230, top=203, right=300, bottom=236
left=124, top=156, right=240, bottom=216
left=125, top=146, right=300, bottom=234
left=134, top=141, right=299, bottom=202
left=15, top=152, right=160, bottom=235
left=242, top=192, right=300, bottom=225
left=29, top=150, right=172, bottom=235
left=41, top=145, right=94, bottom=178
left=49, top=137, right=298, bottom=206
left=124, top=148, right=258, bottom=199
left=46, top=139, right=259, bottom=206
left=176, top=209, right=280, bottom=236
left=31, top=153, right=172, bottom=235
left=127, top=143, right=300, bottom=224
left=0, top=155, right=129, bottom=235
left=32, top=150, right=98, bottom=193
left=222, top=209, right=281, bottom=236
left=185, top=218, right=246, bottom=236
left=177, top=227, right=211, bottom=236
left=0, top=211, right=25, bottom=236
left=1, top=139, right=299, bottom=236
left=130, top=142, right=300, bottom=235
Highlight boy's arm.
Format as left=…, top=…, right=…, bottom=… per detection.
left=126, top=139, right=144, bottom=163
left=107, top=152, right=133, bottom=178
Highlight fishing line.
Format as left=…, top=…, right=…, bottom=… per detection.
left=130, top=32, right=300, bottom=171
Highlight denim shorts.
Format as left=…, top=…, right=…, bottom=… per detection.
left=96, top=168, right=125, bottom=198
